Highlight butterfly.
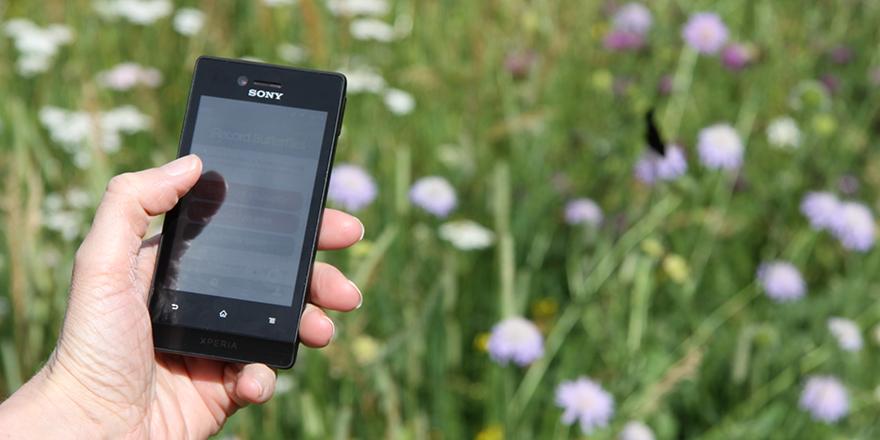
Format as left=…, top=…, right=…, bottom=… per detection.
left=644, top=108, right=666, bottom=156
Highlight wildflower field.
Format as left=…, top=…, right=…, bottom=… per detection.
left=3, top=0, right=880, bottom=438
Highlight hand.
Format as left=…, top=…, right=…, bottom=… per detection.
left=0, top=155, right=364, bottom=438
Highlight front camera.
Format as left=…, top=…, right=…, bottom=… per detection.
left=237, top=76, right=248, bottom=86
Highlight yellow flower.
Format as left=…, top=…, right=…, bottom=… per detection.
left=350, top=239, right=374, bottom=258
left=531, top=298, right=558, bottom=320
left=591, top=70, right=613, bottom=93
left=641, top=238, right=665, bottom=258
left=590, top=23, right=609, bottom=40
left=811, top=114, right=837, bottom=137
left=662, top=254, right=690, bottom=284
left=352, top=335, right=380, bottom=365
left=475, top=425, right=504, bottom=440
left=474, top=332, right=490, bottom=352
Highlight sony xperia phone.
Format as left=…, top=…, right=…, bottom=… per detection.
left=149, top=56, right=346, bottom=368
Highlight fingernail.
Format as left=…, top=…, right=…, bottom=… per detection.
left=163, top=154, right=198, bottom=176
left=357, top=218, right=365, bottom=241
left=324, top=316, right=336, bottom=341
left=254, top=379, right=265, bottom=399
left=349, top=280, right=363, bottom=309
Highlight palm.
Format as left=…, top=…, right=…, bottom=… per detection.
left=139, top=242, right=248, bottom=438
left=38, top=158, right=362, bottom=438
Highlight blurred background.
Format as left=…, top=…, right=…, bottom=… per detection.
left=2, top=0, right=880, bottom=438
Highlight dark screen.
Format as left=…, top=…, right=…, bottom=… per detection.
left=158, top=95, right=328, bottom=306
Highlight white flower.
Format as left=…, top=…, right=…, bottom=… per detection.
left=3, top=19, right=73, bottom=76
left=767, top=116, right=801, bottom=149
left=95, top=0, right=173, bottom=25
left=39, top=106, right=92, bottom=149
left=620, top=421, right=655, bottom=440
left=173, top=8, right=205, bottom=36
left=383, top=88, right=415, bottom=115
left=697, top=123, right=744, bottom=170
left=97, top=63, right=162, bottom=90
left=39, top=105, right=151, bottom=159
left=264, top=0, right=297, bottom=5
left=103, top=105, right=151, bottom=134
left=340, top=67, right=386, bottom=93
left=275, top=375, right=294, bottom=393
left=277, top=43, right=307, bottom=63
left=44, top=209, right=84, bottom=241
left=438, top=220, right=495, bottom=250
left=66, top=188, right=92, bottom=209
left=42, top=248, right=62, bottom=268
left=350, top=18, right=395, bottom=42
left=828, top=317, right=863, bottom=352
left=326, top=0, right=389, bottom=16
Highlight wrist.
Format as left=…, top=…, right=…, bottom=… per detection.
left=0, top=353, right=109, bottom=438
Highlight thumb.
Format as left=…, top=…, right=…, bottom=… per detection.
left=74, top=154, right=202, bottom=280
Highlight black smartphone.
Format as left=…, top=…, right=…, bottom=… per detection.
left=148, top=56, right=346, bottom=368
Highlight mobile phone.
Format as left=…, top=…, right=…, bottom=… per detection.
left=148, top=56, right=346, bottom=368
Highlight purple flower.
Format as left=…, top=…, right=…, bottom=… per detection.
left=820, top=74, right=840, bottom=95
left=837, top=175, right=859, bottom=196
left=697, top=123, right=743, bottom=170
left=612, top=3, right=652, bottom=35
left=565, top=198, right=603, bottom=226
left=603, top=30, right=644, bottom=52
left=487, top=317, right=544, bottom=366
left=800, top=192, right=839, bottom=231
left=409, top=176, right=457, bottom=218
left=328, top=164, right=378, bottom=212
left=799, top=375, right=849, bottom=423
left=829, top=201, right=875, bottom=252
left=555, top=377, right=615, bottom=434
left=721, top=42, right=754, bottom=71
left=504, top=49, right=538, bottom=80
left=634, top=144, right=687, bottom=185
left=657, top=75, right=674, bottom=95
left=829, top=45, right=853, bottom=65
left=682, top=12, right=729, bottom=54
left=757, top=261, right=805, bottom=303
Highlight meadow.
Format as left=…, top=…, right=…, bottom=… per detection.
left=2, top=0, right=880, bottom=438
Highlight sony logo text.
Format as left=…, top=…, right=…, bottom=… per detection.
left=248, top=89, right=284, bottom=100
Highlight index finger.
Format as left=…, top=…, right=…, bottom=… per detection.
left=318, top=209, right=364, bottom=250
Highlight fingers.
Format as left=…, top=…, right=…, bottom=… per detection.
left=76, top=155, right=202, bottom=277
left=309, top=262, right=362, bottom=311
left=298, top=304, right=335, bottom=347
left=318, top=209, right=364, bottom=250
left=231, top=363, right=276, bottom=405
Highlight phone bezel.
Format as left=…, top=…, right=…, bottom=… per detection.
left=149, top=56, right=346, bottom=369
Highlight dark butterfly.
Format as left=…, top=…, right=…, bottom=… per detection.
left=644, top=108, right=665, bottom=156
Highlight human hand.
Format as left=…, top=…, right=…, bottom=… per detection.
left=0, top=155, right=364, bottom=438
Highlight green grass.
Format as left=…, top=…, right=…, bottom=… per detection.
left=2, top=0, right=880, bottom=438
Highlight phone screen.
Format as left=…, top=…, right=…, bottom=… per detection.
left=158, top=95, right=327, bottom=307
